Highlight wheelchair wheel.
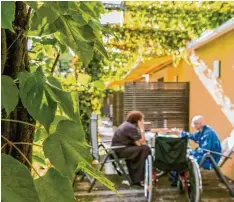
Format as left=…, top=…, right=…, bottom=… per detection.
left=144, top=155, right=153, bottom=202
left=186, top=157, right=202, bottom=202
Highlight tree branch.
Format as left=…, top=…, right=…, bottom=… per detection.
left=14, top=142, right=42, bottom=147
left=1, top=118, right=39, bottom=128
left=1, top=135, right=41, bottom=178
left=51, top=52, right=60, bottom=74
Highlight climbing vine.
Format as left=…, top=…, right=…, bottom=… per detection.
left=104, top=1, right=234, bottom=85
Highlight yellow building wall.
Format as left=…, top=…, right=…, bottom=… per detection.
left=149, top=30, right=234, bottom=179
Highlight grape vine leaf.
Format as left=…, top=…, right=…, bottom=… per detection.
left=1, top=1, right=15, bottom=32
left=34, top=168, right=76, bottom=202
left=43, top=120, right=117, bottom=194
left=93, top=80, right=105, bottom=90
left=18, top=68, right=57, bottom=131
left=1, top=75, right=19, bottom=115
left=1, top=154, right=40, bottom=202
left=77, top=73, right=91, bottom=85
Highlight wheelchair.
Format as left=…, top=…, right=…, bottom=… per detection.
left=144, top=134, right=202, bottom=202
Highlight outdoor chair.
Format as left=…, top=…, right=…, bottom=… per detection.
left=88, top=143, right=133, bottom=192
left=199, top=139, right=234, bottom=197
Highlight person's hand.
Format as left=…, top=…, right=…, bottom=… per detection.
left=170, top=128, right=182, bottom=135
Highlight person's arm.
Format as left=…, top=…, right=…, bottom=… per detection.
left=138, top=128, right=146, bottom=145
left=151, top=128, right=170, bottom=134
left=180, top=131, right=199, bottom=142
left=192, top=131, right=215, bottom=163
left=135, top=140, right=141, bottom=146
left=126, top=126, right=144, bottom=146
left=137, top=120, right=146, bottom=145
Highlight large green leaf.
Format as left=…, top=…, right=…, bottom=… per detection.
left=18, top=68, right=57, bottom=131
left=1, top=154, right=40, bottom=202
left=1, top=75, right=19, bottom=115
left=46, top=77, right=76, bottom=120
left=34, top=168, right=76, bottom=202
left=43, top=120, right=117, bottom=193
left=56, top=16, right=95, bottom=66
left=43, top=120, right=87, bottom=179
left=30, top=1, right=69, bottom=33
left=1, top=1, right=15, bottom=32
left=95, top=40, right=108, bottom=59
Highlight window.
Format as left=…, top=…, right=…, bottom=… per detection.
left=158, top=77, right=164, bottom=82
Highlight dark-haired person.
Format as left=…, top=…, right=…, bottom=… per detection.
left=111, top=111, right=151, bottom=186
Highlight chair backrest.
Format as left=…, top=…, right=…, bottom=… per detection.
left=154, top=136, right=188, bottom=171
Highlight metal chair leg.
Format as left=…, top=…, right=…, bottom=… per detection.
left=112, top=152, right=133, bottom=185
left=199, top=153, right=209, bottom=168
left=210, top=156, right=234, bottom=197
left=88, top=154, right=109, bottom=192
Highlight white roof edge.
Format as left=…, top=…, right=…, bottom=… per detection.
left=187, top=18, right=234, bottom=50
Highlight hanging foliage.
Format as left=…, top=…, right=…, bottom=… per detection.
left=104, top=1, right=234, bottom=84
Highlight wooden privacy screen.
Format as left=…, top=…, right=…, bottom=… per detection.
left=123, top=82, right=190, bottom=131
left=112, top=91, right=124, bottom=127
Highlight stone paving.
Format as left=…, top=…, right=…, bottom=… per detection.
left=74, top=171, right=234, bottom=202
left=74, top=119, right=234, bottom=202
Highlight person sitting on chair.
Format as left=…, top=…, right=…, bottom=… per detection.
left=169, top=115, right=221, bottom=186
left=172, top=115, right=222, bottom=169
left=111, top=111, right=151, bottom=186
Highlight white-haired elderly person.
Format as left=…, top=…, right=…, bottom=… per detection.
left=168, top=115, right=222, bottom=186
left=171, top=115, right=222, bottom=169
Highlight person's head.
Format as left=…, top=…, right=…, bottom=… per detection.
left=191, top=115, right=205, bottom=131
left=126, top=111, right=144, bottom=126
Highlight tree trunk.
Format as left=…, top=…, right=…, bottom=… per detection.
left=1, top=1, right=35, bottom=170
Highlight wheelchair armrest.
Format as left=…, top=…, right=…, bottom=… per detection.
left=202, top=149, right=232, bottom=159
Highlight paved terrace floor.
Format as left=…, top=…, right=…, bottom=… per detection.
left=74, top=119, right=234, bottom=202
left=74, top=171, right=234, bottom=202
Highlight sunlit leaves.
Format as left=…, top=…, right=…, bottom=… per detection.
left=43, top=120, right=117, bottom=193
left=77, top=73, right=91, bottom=85
left=34, top=168, right=76, bottom=202
left=1, top=1, right=15, bottom=32
left=93, top=80, right=105, bottom=90
left=1, top=154, right=40, bottom=202
left=105, top=1, right=234, bottom=72
left=28, top=1, right=107, bottom=66
left=34, top=128, right=49, bottom=142
left=29, top=2, right=69, bottom=34
left=43, top=120, right=88, bottom=179
left=1, top=75, right=19, bottom=115
left=46, top=76, right=76, bottom=120
left=18, top=68, right=57, bottom=131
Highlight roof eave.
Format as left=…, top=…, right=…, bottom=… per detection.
left=187, top=18, right=234, bottom=50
